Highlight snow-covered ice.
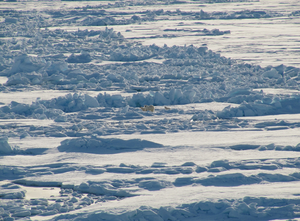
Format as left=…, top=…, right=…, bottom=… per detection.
left=1, top=0, right=300, bottom=220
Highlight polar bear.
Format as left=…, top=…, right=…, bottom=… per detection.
left=140, top=105, right=155, bottom=112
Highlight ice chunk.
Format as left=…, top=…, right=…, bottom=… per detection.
left=97, top=93, right=127, bottom=108
left=228, top=88, right=251, bottom=97
left=40, top=93, right=102, bottom=112
left=84, top=94, right=99, bottom=108
left=138, top=180, right=169, bottom=191
left=191, top=110, right=217, bottom=121
left=173, top=177, right=195, bottom=187
left=217, top=101, right=275, bottom=118
left=198, top=173, right=261, bottom=186
left=13, top=179, right=62, bottom=187
left=110, top=46, right=156, bottom=61
left=6, top=73, right=31, bottom=86
left=46, top=62, right=68, bottom=76
left=0, top=137, right=13, bottom=154
left=169, top=88, right=183, bottom=104
left=229, top=144, right=260, bottom=150
left=107, top=73, right=125, bottom=83
left=12, top=209, right=31, bottom=217
left=0, top=190, right=26, bottom=199
left=74, top=182, right=134, bottom=197
left=262, top=68, right=281, bottom=79
left=154, top=92, right=170, bottom=106
left=8, top=54, right=46, bottom=76
left=120, top=105, right=129, bottom=114
left=67, top=53, right=92, bottom=63
left=58, top=137, right=163, bottom=153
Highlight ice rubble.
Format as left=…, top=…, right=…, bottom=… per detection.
left=216, top=94, right=300, bottom=118
left=53, top=196, right=300, bottom=221
left=1, top=24, right=299, bottom=104
left=7, top=182, right=299, bottom=221
left=1, top=88, right=300, bottom=124
left=0, top=137, right=20, bottom=155
left=0, top=183, right=25, bottom=200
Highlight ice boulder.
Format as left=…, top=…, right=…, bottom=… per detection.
left=110, top=46, right=156, bottom=62
left=7, top=54, right=46, bottom=76
left=262, top=68, right=281, bottom=79
left=191, top=110, right=217, bottom=121
left=217, top=102, right=274, bottom=118
left=0, top=137, right=14, bottom=155
left=169, top=89, right=183, bottom=104
left=74, top=182, right=135, bottom=197
left=84, top=94, right=99, bottom=108
left=82, top=16, right=115, bottom=27
left=97, top=93, right=127, bottom=108
left=46, top=61, right=68, bottom=76
left=107, top=73, right=125, bottom=83
left=228, top=88, right=251, bottom=97
left=154, top=92, right=170, bottom=106
left=138, top=180, right=170, bottom=191
left=285, top=66, right=300, bottom=77
left=24, top=71, right=43, bottom=85
left=128, top=93, right=154, bottom=107
left=67, top=53, right=92, bottom=63
left=6, top=71, right=43, bottom=86
left=41, top=93, right=100, bottom=112
left=119, top=105, right=129, bottom=114
left=5, top=73, right=30, bottom=86
left=6, top=101, right=33, bottom=116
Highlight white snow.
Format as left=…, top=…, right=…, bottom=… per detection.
left=1, top=0, right=300, bottom=220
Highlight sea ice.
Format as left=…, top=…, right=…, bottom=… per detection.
left=0, top=0, right=300, bottom=220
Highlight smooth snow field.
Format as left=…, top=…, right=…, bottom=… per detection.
left=1, top=0, right=300, bottom=221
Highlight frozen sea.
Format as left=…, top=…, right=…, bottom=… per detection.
left=1, top=0, right=300, bottom=220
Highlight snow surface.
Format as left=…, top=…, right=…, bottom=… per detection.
left=1, top=0, right=300, bottom=220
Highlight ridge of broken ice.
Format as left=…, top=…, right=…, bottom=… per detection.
left=58, top=136, right=163, bottom=153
